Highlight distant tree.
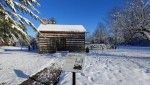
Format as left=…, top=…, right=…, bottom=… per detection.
left=110, top=0, right=150, bottom=44
left=93, top=22, right=108, bottom=44
left=110, top=8, right=126, bottom=44
left=85, top=33, right=92, bottom=43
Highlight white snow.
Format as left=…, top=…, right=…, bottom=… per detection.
left=0, top=46, right=62, bottom=85
left=37, top=24, right=86, bottom=32
left=0, top=46, right=150, bottom=85
left=58, top=46, right=150, bottom=85
left=0, top=48, right=4, bottom=53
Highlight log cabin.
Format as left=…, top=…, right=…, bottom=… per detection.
left=37, top=24, right=86, bottom=53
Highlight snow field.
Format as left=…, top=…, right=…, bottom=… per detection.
left=0, top=46, right=150, bottom=85
left=0, top=47, right=62, bottom=85
left=58, top=48, right=150, bottom=85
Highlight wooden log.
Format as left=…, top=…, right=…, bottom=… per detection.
left=20, top=66, right=61, bottom=85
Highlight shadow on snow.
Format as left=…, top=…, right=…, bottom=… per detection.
left=14, top=69, right=29, bottom=78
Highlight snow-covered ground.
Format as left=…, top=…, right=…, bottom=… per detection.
left=0, top=46, right=62, bottom=85
left=58, top=46, right=150, bottom=85
left=0, top=46, right=150, bottom=85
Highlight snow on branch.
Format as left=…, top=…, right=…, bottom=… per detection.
left=143, top=31, right=150, bottom=40
left=14, top=1, right=41, bottom=21
left=12, top=24, right=31, bottom=44
left=5, top=0, right=16, bottom=12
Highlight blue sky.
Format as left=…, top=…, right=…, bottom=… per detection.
left=27, top=0, right=125, bottom=37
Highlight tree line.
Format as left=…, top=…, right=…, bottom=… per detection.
left=88, top=0, right=150, bottom=46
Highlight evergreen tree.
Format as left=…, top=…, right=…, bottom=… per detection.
left=0, top=0, right=41, bottom=45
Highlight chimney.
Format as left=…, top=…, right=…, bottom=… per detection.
left=41, top=19, right=49, bottom=25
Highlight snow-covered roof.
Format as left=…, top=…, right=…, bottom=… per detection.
left=37, top=24, right=86, bottom=32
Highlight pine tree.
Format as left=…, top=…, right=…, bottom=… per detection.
left=0, top=0, right=41, bottom=45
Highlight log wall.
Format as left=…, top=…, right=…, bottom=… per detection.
left=37, top=31, right=85, bottom=53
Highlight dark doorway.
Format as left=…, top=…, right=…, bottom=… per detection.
left=56, top=38, right=66, bottom=51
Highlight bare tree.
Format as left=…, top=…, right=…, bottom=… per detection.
left=85, top=32, right=92, bottom=43
left=93, top=22, right=108, bottom=44
left=110, top=0, right=150, bottom=44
